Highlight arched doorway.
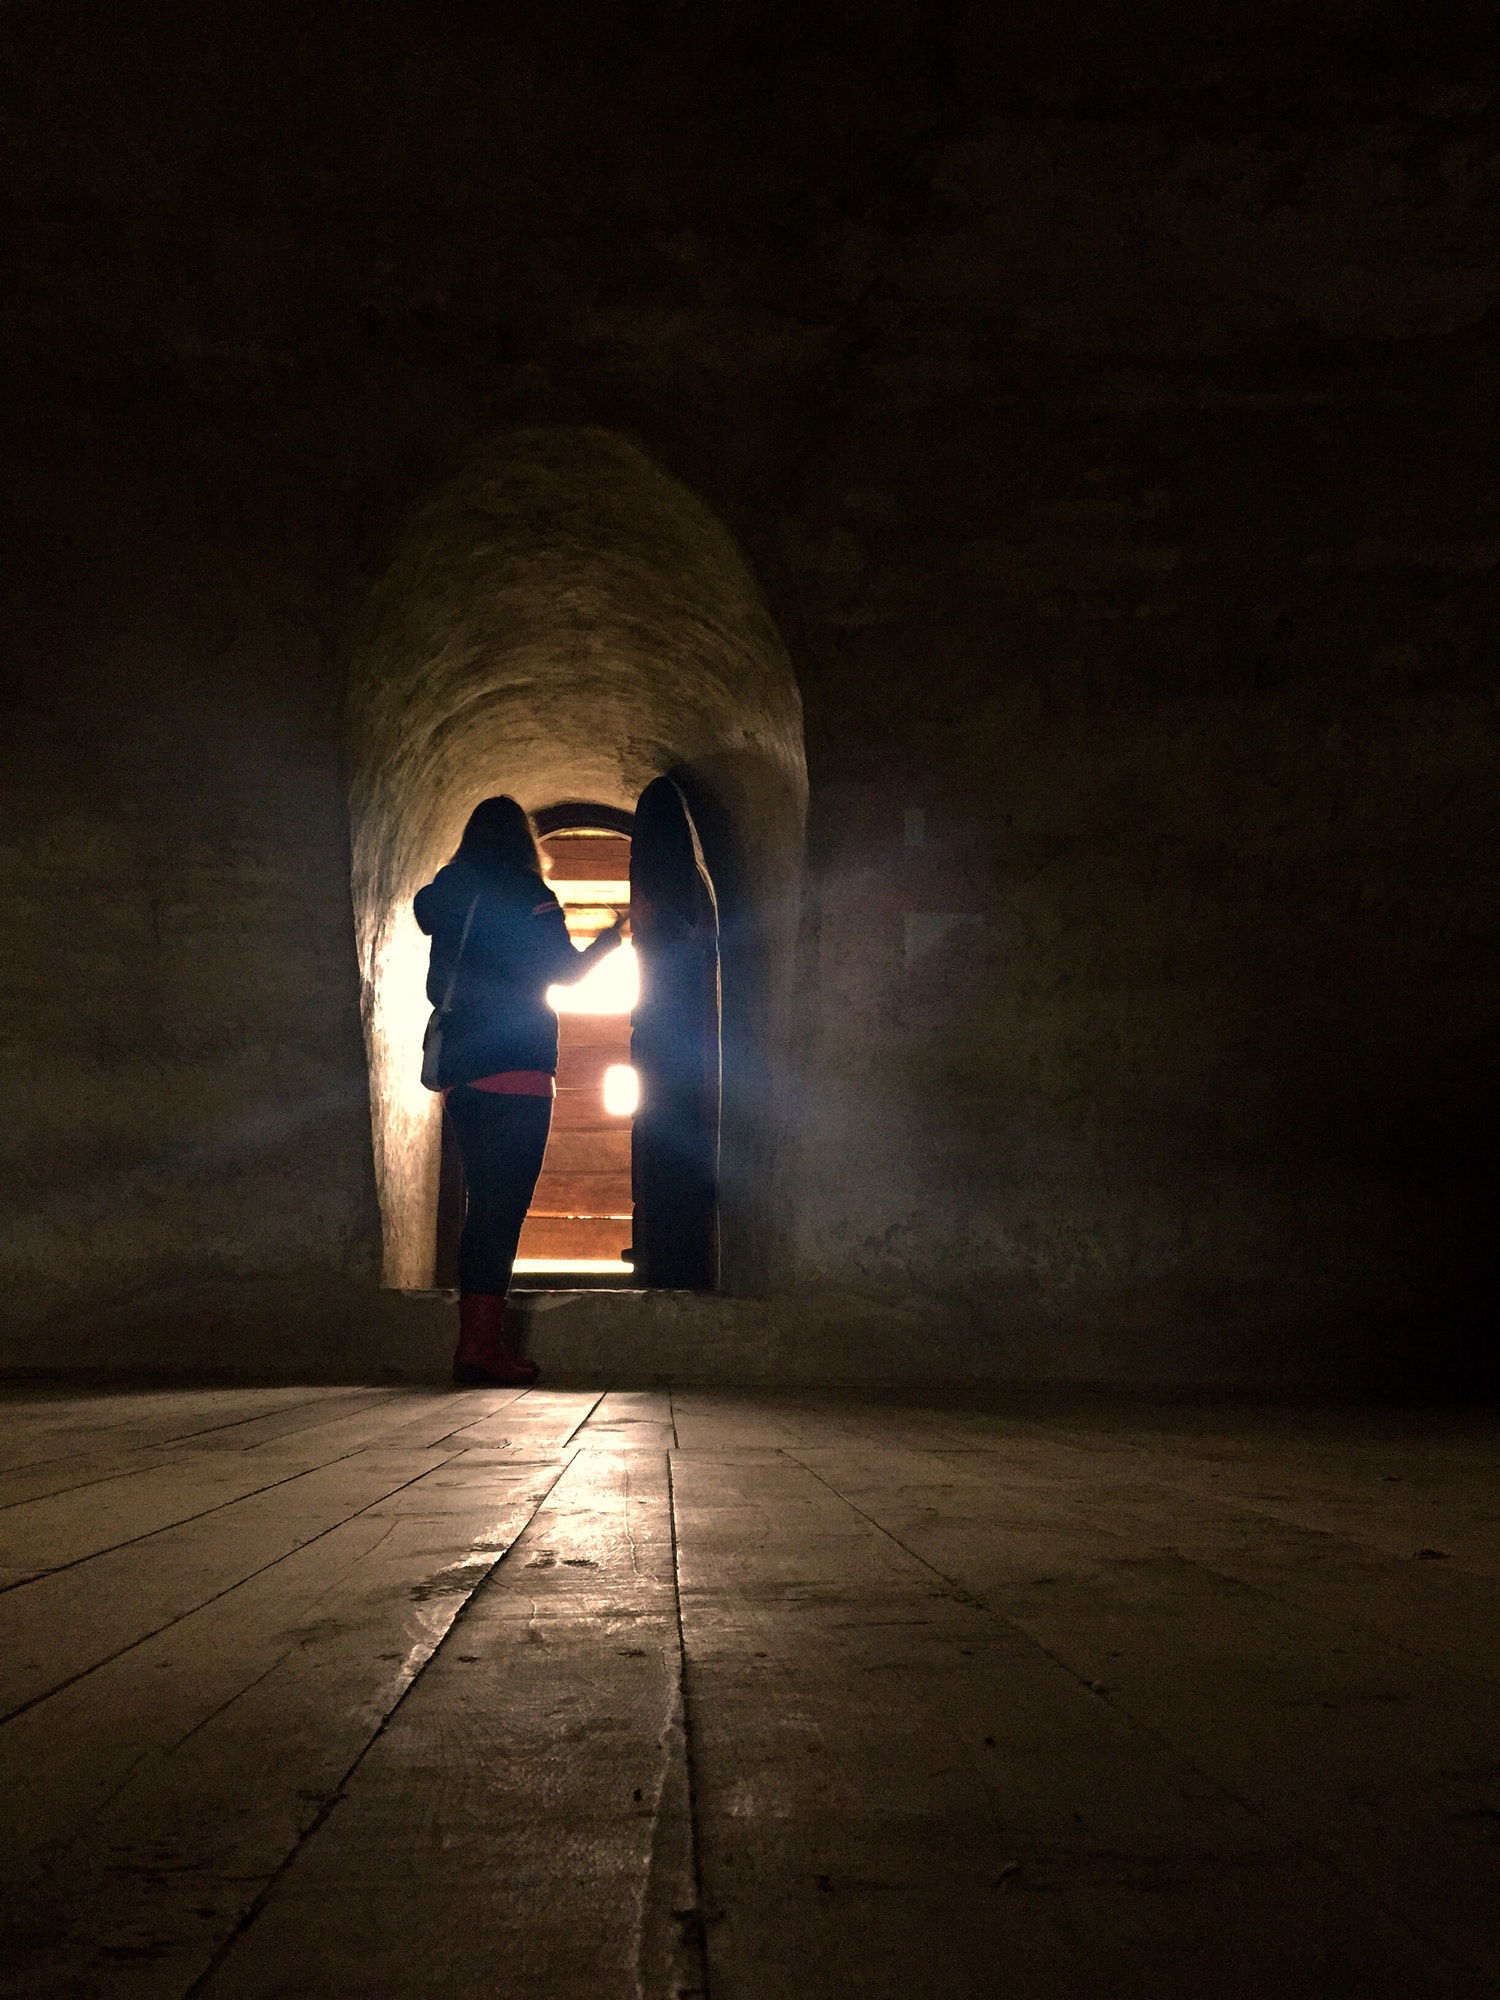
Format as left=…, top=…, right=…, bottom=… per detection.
left=434, top=779, right=726, bottom=1292
left=347, top=427, right=804, bottom=1299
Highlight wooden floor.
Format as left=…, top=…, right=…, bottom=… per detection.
left=2, top=1384, right=1498, bottom=1998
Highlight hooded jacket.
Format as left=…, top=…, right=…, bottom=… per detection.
left=414, top=854, right=608, bottom=1085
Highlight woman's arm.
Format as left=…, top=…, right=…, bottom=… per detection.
left=547, top=913, right=627, bottom=985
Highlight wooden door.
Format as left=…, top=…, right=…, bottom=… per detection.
left=630, top=777, right=720, bottom=1289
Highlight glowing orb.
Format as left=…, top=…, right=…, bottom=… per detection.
left=602, top=1064, right=639, bottom=1117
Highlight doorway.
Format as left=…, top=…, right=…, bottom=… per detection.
left=433, top=782, right=724, bottom=1291
left=433, top=814, right=635, bottom=1288
left=349, top=426, right=805, bottom=1298
left=518, top=817, right=636, bottom=1279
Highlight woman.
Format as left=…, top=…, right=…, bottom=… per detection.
left=415, top=796, right=627, bottom=1385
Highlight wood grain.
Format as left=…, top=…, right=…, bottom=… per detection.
left=2, top=1387, right=1498, bottom=1999
left=197, top=1441, right=699, bottom=2000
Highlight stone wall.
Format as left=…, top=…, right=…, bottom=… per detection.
left=2, top=3, right=1497, bottom=1387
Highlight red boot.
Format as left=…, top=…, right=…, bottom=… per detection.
left=452, top=1293, right=540, bottom=1386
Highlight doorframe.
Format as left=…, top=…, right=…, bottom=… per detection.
left=630, top=774, right=724, bottom=1292
left=535, top=801, right=635, bottom=839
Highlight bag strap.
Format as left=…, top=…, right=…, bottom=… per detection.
left=437, top=894, right=480, bottom=1015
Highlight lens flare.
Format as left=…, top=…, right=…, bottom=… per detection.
left=602, top=1064, right=639, bottom=1117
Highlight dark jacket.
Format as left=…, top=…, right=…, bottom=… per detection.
left=413, top=854, right=617, bottom=1085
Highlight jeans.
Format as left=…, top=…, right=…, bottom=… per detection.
left=443, top=1087, right=553, bottom=1296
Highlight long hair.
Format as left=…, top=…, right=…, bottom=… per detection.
left=455, top=795, right=543, bottom=875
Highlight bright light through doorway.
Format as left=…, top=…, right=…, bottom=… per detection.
left=602, top=1063, right=638, bottom=1116
left=548, top=937, right=638, bottom=1014
left=518, top=834, right=635, bottom=1282
left=512, top=1257, right=632, bottom=1275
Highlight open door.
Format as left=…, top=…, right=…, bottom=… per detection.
left=630, top=776, right=721, bottom=1289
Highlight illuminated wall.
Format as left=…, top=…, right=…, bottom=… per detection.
left=347, top=428, right=806, bottom=1290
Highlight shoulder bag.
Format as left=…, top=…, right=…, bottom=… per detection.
left=420, top=893, right=480, bottom=1091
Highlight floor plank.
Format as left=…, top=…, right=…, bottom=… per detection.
left=0, top=1446, right=467, bottom=1720
left=673, top=1446, right=1469, bottom=2000
left=794, top=1440, right=1500, bottom=1989
left=440, top=1387, right=605, bottom=1450
left=0, top=1385, right=484, bottom=1588
left=0, top=1389, right=348, bottom=1470
left=572, top=1387, right=677, bottom=1452
left=0, top=1453, right=572, bottom=1998
left=195, top=1445, right=699, bottom=2000
left=0, top=1443, right=408, bottom=1588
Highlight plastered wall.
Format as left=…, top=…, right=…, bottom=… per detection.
left=2, top=3, right=1497, bottom=1388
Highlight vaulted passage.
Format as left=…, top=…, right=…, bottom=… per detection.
left=348, top=428, right=806, bottom=1298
